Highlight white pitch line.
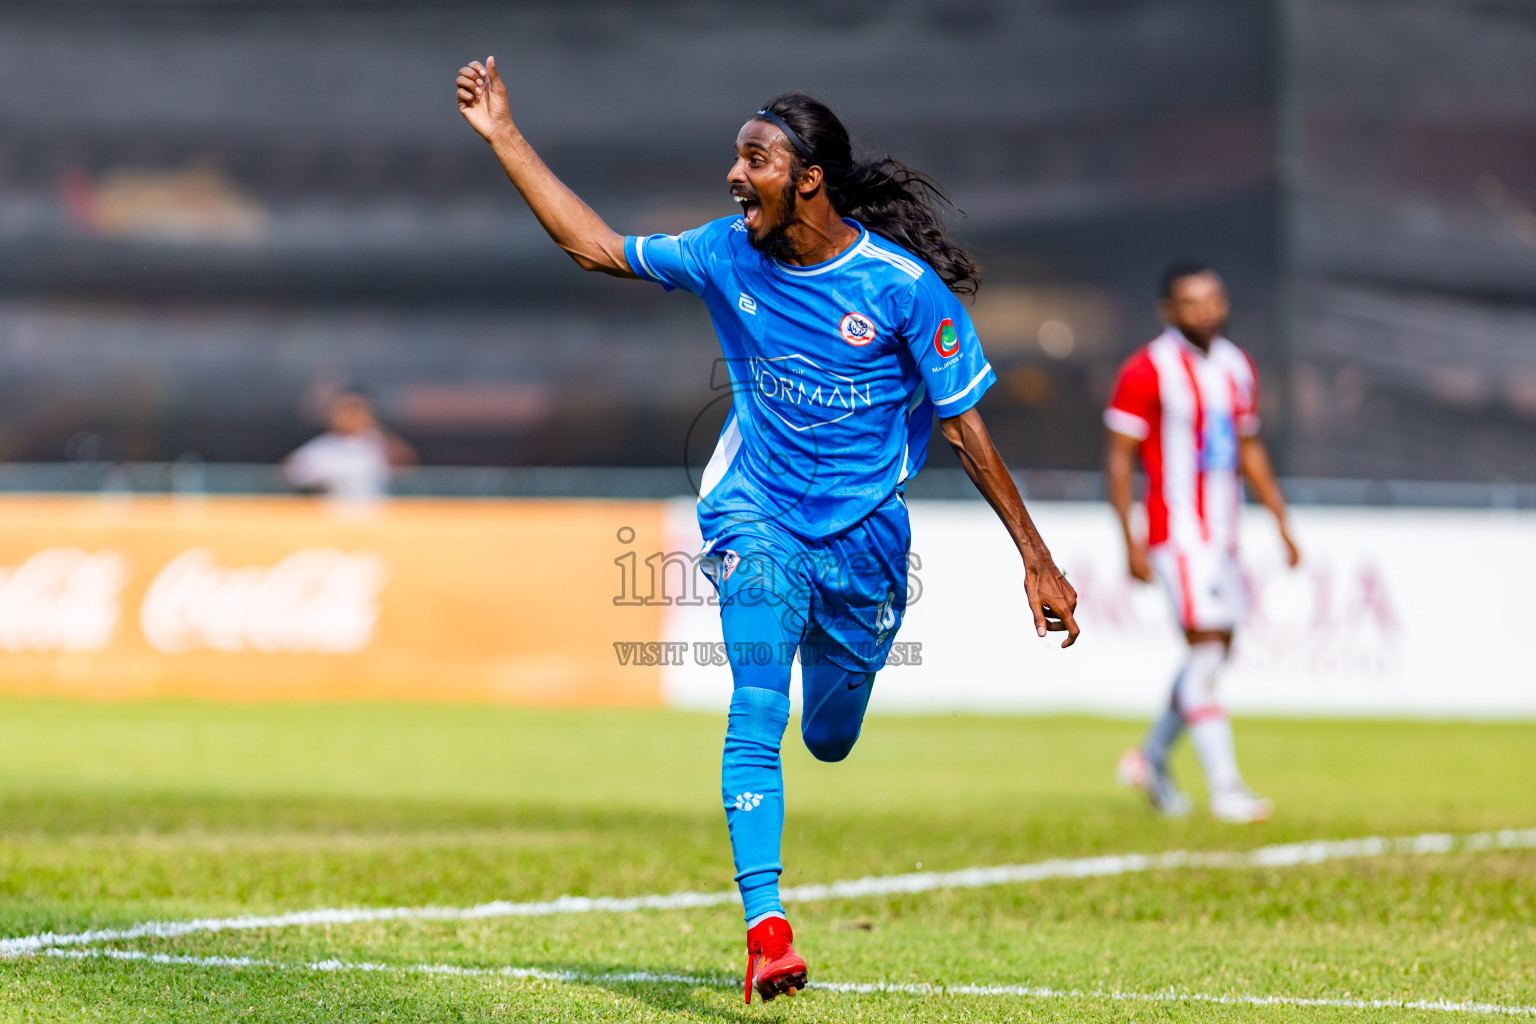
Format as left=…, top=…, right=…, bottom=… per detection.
left=3, top=828, right=1532, bottom=959
left=39, top=946, right=1536, bottom=1018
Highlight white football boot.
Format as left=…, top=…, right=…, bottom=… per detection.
left=1209, top=787, right=1274, bottom=824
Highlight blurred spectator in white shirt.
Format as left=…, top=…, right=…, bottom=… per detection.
left=284, top=391, right=415, bottom=505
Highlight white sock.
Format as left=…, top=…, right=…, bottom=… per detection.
left=745, top=911, right=787, bottom=929
left=1177, top=641, right=1244, bottom=794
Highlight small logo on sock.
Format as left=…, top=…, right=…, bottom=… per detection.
left=733, top=792, right=763, bottom=811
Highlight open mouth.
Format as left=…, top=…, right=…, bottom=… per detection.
left=733, top=192, right=762, bottom=228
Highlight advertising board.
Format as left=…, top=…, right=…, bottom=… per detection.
left=662, top=500, right=1536, bottom=719
left=0, top=496, right=664, bottom=705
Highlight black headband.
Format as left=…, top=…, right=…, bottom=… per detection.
left=754, top=109, right=814, bottom=163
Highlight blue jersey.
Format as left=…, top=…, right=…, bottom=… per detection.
left=625, top=216, right=996, bottom=541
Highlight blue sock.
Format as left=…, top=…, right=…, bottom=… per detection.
left=722, top=686, right=790, bottom=922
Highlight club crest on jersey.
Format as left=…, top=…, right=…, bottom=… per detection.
left=839, top=311, right=877, bottom=347
left=933, top=318, right=960, bottom=358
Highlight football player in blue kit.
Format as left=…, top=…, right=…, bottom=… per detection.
left=456, top=58, right=1079, bottom=1002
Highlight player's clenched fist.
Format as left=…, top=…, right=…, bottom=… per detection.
left=456, top=57, right=513, bottom=142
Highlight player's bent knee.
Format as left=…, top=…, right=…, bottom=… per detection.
left=802, top=723, right=860, bottom=763
left=799, top=669, right=874, bottom=762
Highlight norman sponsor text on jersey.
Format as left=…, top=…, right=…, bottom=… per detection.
left=749, top=354, right=873, bottom=429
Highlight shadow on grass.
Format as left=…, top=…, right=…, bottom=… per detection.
left=500, top=956, right=786, bottom=1023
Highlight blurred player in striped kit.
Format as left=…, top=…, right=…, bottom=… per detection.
left=1105, top=260, right=1299, bottom=823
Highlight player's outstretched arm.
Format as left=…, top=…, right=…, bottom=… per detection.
left=940, top=408, right=1080, bottom=647
left=1239, top=435, right=1300, bottom=566
left=455, top=57, right=635, bottom=278
left=1105, top=429, right=1154, bottom=582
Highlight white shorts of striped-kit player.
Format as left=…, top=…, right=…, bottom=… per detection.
left=1148, top=542, right=1245, bottom=633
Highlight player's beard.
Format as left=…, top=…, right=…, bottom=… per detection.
left=747, top=178, right=803, bottom=263
left=1177, top=323, right=1224, bottom=349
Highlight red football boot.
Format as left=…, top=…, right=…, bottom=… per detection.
left=743, top=915, right=807, bottom=1003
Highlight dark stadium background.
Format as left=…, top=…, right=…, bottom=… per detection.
left=0, top=0, right=1532, bottom=482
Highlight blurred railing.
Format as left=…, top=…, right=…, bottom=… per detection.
left=0, top=463, right=1531, bottom=509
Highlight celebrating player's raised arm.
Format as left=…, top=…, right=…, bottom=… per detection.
left=940, top=408, right=1080, bottom=647
left=455, top=58, right=635, bottom=277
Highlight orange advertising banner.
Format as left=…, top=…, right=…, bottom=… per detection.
left=0, top=496, right=666, bottom=704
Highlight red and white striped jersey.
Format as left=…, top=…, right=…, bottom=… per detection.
left=1104, top=329, right=1260, bottom=551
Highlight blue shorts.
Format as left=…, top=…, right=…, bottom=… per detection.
left=700, top=490, right=911, bottom=674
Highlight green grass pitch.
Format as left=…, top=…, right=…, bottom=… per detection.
left=0, top=698, right=1532, bottom=1022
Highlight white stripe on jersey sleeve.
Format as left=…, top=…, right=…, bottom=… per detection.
left=633, top=235, right=660, bottom=282
left=872, top=240, right=923, bottom=276
left=892, top=252, right=925, bottom=278
left=932, top=362, right=993, bottom=408
left=864, top=245, right=923, bottom=279
left=1103, top=407, right=1152, bottom=440
left=867, top=242, right=923, bottom=277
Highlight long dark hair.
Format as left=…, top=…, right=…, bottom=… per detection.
left=757, top=92, right=981, bottom=296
